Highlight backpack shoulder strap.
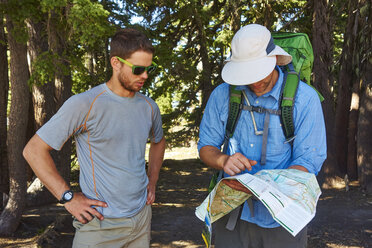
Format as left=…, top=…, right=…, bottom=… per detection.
left=217, top=85, right=243, bottom=182
left=221, top=85, right=245, bottom=231
left=223, top=85, right=243, bottom=153
left=280, top=64, right=300, bottom=145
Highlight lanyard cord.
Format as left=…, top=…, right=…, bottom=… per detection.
left=242, top=90, right=263, bottom=136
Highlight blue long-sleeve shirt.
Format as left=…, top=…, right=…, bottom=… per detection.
left=198, top=66, right=327, bottom=228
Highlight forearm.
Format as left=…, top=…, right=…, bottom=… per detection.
left=288, top=165, right=309, bottom=172
left=23, top=134, right=69, bottom=200
left=199, top=145, right=228, bottom=170
left=147, top=137, right=166, bottom=184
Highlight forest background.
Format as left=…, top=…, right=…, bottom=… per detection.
left=0, top=0, right=371, bottom=237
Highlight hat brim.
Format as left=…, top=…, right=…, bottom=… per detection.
left=221, top=45, right=292, bottom=86
left=268, top=46, right=292, bottom=66
left=222, top=56, right=276, bottom=85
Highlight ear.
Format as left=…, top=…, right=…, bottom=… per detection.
left=110, top=56, right=122, bottom=72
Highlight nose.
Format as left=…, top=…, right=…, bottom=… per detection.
left=140, top=71, right=149, bottom=79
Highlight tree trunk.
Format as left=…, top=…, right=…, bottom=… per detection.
left=0, top=17, right=30, bottom=235
left=25, top=94, right=35, bottom=182
left=27, top=17, right=55, bottom=131
left=53, top=72, right=72, bottom=187
left=312, top=0, right=339, bottom=185
left=0, top=14, right=9, bottom=202
left=347, top=79, right=360, bottom=180
left=345, top=0, right=370, bottom=180
left=25, top=17, right=57, bottom=206
left=333, top=0, right=359, bottom=176
left=229, top=0, right=242, bottom=32
left=357, top=59, right=372, bottom=192
left=356, top=0, right=372, bottom=192
left=263, top=2, right=274, bottom=28
left=358, top=82, right=372, bottom=193
left=193, top=6, right=213, bottom=128
left=48, top=8, right=72, bottom=187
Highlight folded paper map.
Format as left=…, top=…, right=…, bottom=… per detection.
left=196, top=169, right=321, bottom=239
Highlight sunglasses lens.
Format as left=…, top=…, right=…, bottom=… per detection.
left=147, top=66, right=156, bottom=74
left=133, top=66, right=146, bottom=75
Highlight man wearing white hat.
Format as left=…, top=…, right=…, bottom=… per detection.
left=198, top=24, right=326, bottom=247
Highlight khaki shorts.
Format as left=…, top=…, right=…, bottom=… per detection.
left=72, top=204, right=151, bottom=248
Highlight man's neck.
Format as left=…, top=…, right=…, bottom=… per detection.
left=106, top=78, right=135, bottom=98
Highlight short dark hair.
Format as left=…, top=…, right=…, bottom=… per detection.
left=110, top=28, right=154, bottom=59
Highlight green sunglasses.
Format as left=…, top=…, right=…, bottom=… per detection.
left=115, top=56, right=157, bottom=75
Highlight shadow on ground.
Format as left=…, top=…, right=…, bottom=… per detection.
left=0, top=158, right=371, bottom=248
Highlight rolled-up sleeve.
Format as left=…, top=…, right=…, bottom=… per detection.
left=290, top=83, right=327, bottom=174
left=198, top=84, right=229, bottom=152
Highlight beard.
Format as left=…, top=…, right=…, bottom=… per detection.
left=118, top=71, right=141, bottom=93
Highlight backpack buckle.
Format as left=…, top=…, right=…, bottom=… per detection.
left=252, top=106, right=264, bottom=113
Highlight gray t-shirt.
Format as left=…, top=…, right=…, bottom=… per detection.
left=37, top=83, right=163, bottom=218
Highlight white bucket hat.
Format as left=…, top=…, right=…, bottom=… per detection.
left=221, top=24, right=292, bottom=85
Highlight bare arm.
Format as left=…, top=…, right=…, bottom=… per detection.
left=288, top=165, right=309, bottom=172
left=23, top=134, right=107, bottom=223
left=146, top=137, right=166, bottom=205
left=23, top=135, right=69, bottom=198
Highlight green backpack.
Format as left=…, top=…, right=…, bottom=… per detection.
left=272, top=32, right=314, bottom=84
left=208, top=32, right=323, bottom=192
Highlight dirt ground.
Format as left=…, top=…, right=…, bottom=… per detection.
left=0, top=158, right=372, bottom=248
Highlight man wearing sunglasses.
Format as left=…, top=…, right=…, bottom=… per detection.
left=23, top=28, right=165, bottom=247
